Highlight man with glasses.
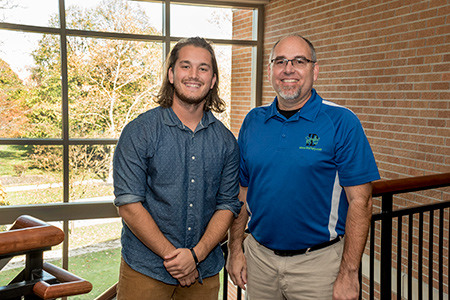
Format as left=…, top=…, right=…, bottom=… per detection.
left=113, top=37, right=241, bottom=300
left=226, top=34, right=380, bottom=300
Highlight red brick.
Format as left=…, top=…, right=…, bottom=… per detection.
left=232, top=0, right=450, bottom=204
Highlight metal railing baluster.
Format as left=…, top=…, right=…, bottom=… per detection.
left=397, top=216, right=402, bottom=300
left=418, top=212, right=423, bottom=300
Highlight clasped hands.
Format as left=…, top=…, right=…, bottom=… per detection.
left=164, top=248, right=199, bottom=287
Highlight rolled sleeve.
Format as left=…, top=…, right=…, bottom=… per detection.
left=114, top=194, right=145, bottom=207
left=215, top=136, right=241, bottom=217
left=113, top=118, right=153, bottom=207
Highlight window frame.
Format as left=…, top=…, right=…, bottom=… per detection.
left=0, top=0, right=264, bottom=270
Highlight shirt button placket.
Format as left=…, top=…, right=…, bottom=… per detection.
left=279, top=122, right=289, bottom=149
left=190, top=156, right=196, bottom=183
left=187, top=136, right=197, bottom=241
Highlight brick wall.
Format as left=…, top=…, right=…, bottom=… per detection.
left=230, top=45, right=253, bottom=136
left=233, top=0, right=450, bottom=197
left=231, top=10, right=254, bottom=136
left=262, top=0, right=450, bottom=217
left=231, top=0, right=450, bottom=298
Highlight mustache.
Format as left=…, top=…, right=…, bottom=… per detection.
left=182, top=77, right=204, bottom=84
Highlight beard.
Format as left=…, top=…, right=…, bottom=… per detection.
left=276, top=85, right=302, bottom=101
left=173, top=80, right=210, bottom=106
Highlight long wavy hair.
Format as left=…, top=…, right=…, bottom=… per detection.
left=156, top=37, right=225, bottom=113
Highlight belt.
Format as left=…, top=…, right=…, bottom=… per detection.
left=272, top=235, right=343, bottom=257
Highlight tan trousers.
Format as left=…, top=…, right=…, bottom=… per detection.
left=116, top=258, right=220, bottom=300
left=244, top=234, right=344, bottom=300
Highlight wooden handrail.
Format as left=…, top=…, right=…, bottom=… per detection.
left=0, top=215, right=64, bottom=256
left=372, top=172, right=450, bottom=197
left=0, top=215, right=93, bottom=299
left=10, top=214, right=51, bottom=230
left=370, top=172, right=450, bottom=300
left=33, top=262, right=93, bottom=300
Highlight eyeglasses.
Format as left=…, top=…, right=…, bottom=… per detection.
left=270, top=57, right=316, bottom=69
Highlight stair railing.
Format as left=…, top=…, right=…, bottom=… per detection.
left=0, top=215, right=93, bottom=300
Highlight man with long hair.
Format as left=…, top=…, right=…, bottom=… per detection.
left=113, top=37, right=241, bottom=300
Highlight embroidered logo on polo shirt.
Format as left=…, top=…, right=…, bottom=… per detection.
left=305, top=133, right=320, bottom=146
left=299, top=133, right=322, bottom=151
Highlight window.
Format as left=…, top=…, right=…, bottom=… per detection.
left=0, top=0, right=263, bottom=297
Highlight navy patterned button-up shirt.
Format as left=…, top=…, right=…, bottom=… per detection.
left=113, top=106, right=241, bottom=285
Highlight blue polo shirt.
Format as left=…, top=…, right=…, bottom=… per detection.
left=239, top=89, right=380, bottom=250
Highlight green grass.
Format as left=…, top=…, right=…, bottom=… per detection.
left=7, top=188, right=64, bottom=205
left=0, top=145, right=31, bottom=176
left=69, top=221, right=122, bottom=249
left=0, top=145, right=46, bottom=177
left=66, top=247, right=121, bottom=300
left=1, top=143, right=113, bottom=206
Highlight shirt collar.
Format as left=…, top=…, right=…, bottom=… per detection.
left=162, top=107, right=216, bottom=131
left=264, top=88, right=322, bottom=123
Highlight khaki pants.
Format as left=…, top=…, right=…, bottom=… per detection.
left=116, top=258, right=220, bottom=300
left=244, top=234, right=343, bottom=300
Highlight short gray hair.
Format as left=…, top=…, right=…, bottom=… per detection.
left=269, top=34, right=317, bottom=63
